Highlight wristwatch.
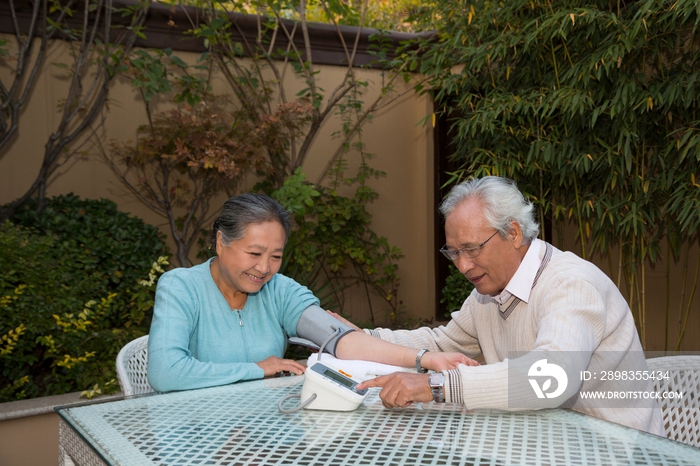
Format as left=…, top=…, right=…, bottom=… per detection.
left=415, top=349, right=429, bottom=373
left=429, top=372, right=445, bottom=403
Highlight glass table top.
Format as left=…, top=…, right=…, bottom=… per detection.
left=56, top=376, right=700, bottom=465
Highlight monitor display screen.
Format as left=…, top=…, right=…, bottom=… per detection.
left=322, top=369, right=354, bottom=388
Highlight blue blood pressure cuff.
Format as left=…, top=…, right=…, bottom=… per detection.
left=296, top=305, right=356, bottom=357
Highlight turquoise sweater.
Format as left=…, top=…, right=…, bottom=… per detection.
left=147, top=258, right=319, bottom=392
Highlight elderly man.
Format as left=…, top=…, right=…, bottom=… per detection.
left=338, top=176, right=664, bottom=436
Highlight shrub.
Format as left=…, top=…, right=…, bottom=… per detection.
left=440, top=264, right=474, bottom=318
left=270, top=170, right=403, bottom=326
left=0, top=195, right=170, bottom=401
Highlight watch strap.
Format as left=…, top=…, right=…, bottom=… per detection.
left=415, top=349, right=429, bottom=373
left=429, top=372, right=446, bottom=403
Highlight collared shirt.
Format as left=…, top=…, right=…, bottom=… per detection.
left=492, top=238, right=543, bottom=306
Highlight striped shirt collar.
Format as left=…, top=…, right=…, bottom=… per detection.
left=492, top=238, right=543, bottom=305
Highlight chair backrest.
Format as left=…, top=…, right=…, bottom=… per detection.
left=116, top=335, right=154, bottom=396
left=646, top=355, right=700, bottom=447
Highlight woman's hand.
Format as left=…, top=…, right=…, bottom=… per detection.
left=256, top=356, right=306, bottom=377
left=326, top=311, right=362, bottom=331
left=421, top=351, right=480, bottom=371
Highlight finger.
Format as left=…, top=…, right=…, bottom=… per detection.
left=357, top=375, right=388, bottom=390
left=453, top=356, right=478, bottom=367
left=382, top=389, right=408, bottom=408
left=380, top=392, right=396, bottom=409
left=271, top=359, right=304, bottom=375
left=446, top=356, right=467, bottom=369
left=326, top=311, right=360, bottom=331
left=283, top=360, right=306, bottom=375
left=377, top=381, right=404, bottom=408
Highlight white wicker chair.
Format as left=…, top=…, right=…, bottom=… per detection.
left=646, top=355, right=700, bottom=447
left=116, top=335, right=154, bottom=396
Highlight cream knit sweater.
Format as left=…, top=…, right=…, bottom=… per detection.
left=367, top=241, right=664, bottom=436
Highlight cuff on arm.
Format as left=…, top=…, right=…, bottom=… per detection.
left=296, top=305, right=356, bottom=357
left=444, top=369, right=464, bottom=405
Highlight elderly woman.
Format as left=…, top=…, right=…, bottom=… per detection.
left=148, top=193, right=473, bottom=392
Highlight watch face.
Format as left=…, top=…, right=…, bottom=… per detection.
left=430, top=372, right=445, bottom=386
left=429, top=372, right=445, bottom=403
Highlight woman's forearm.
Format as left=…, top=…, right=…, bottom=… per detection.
left=335, top=331, right=419, bottom=368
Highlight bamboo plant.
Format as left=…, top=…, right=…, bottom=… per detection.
left=408, top=0, right=700, bottom=349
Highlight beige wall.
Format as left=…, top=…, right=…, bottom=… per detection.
left=2, top=36, right=697, bottom=344
left=556, top=224, right=700, bottom=352
left=0, top=38, right=435, bottom=326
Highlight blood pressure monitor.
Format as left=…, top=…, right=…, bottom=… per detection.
left=279, top=327, right=371, bottom=414
left=278, top=361, right=369, bottom=413
left=300, top=362, right=369, bottom=411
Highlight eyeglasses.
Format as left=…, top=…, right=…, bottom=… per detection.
left=439, top=231, right=499, bottom=261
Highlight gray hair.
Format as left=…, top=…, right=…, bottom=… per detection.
left=211, top=193, right=291, bottom=249
left=439, top=176, right=540, bottom=244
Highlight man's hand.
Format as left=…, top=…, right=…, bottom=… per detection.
left=422, top=351, right=480, bottom=371
left=326, top=311, right=362, bottom=331
left=357, top=373, right=434, bottom=408
left=256, top=356, right=306, bottom=377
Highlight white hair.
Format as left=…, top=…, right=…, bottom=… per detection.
left=439, top=176, right=540, bottom=244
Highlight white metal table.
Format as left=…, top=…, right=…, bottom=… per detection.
left=56, top=376, right=700, bottom=465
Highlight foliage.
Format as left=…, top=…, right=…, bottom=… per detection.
left=10, top=194, right=170, bottom=322
left=410, top=0, right=700, bottom=348
left=0, top=196, right=169, bottom=401
left=105, top=94, right=313, bottom=267
left=163, top=0, right=439, bottom=32
left=0, top=0, right=149, bottom=220
left=278, top=0, right=440, bottom=33
left=106, top=0, right=410, bottom=320
left=440, top=264, right=474, bottom=317
left=163, top=0, right=421, bottom=188
left=271, top=169, right=403, bottom=325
